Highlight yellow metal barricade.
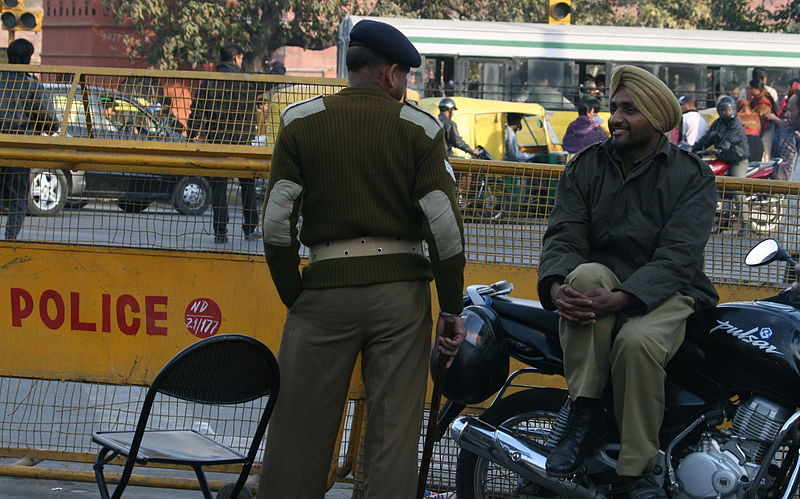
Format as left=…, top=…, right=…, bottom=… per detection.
left=0, top=64, right=798, bottom=495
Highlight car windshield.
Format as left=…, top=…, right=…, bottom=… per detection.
left=49, top=91, right=161, bottom=136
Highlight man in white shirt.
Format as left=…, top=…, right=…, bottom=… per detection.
left=679, top=95, right=708, bottom=149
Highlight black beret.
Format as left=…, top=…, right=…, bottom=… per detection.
left=349, top=20, right=422, bottom=69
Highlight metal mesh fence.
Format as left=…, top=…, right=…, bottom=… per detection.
left=5, top=161, right=799, bottom=288
left=0, top=65, right=344, bottom=147
left=2, top=65, right=800, bottom=494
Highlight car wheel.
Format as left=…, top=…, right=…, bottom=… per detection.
left=118, top=200, right=151, bottom=213
left=28, top=169, right=69, bottom=216
left=173, top=176, right=211, bottom=215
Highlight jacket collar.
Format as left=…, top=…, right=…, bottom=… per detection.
left=602, top=135, right=672, bottom=177
left=340, top=83, right=396, bottom=101
left=216, top=61, right=242, bottom=73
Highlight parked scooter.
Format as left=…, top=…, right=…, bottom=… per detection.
left=440, top=239, right=800, bottom=498
left=694, top=151, right=784, bottom=235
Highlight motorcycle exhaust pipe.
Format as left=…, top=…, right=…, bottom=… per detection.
left=450, top=416, right=600, bottom=499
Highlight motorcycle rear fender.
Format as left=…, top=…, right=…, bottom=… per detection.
left=501, top=317, right=564, bottom=375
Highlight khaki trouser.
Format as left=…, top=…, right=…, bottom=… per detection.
left=257, top=281, right=432, bottom=499
left=560, top=263, right=695, bottom=476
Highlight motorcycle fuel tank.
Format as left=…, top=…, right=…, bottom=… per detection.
left=685, top=301, right=800, bottom=404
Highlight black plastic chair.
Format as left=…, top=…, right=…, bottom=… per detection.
left=92, top=334, right=279, bottom=499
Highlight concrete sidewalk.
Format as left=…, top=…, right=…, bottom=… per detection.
left=0, top=458, right=355, bottom=498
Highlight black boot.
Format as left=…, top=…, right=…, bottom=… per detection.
left=545, top=397, right=605, bottom=477
left=628, top=469, right=666, bottom=499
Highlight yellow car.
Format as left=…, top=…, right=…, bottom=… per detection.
left=418, top=97, right=563, bottom=161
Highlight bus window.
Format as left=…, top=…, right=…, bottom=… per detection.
left=421, top=56, right=455, bottom=98
left=408, top=69, right=425, bottom=99
left=610, top=63, right=656, bottom=77
left=511, top=59, right=576, bottom=110
left=577, top=62, right=608, bottom=105
left=658, top=64, right=703, bottom=103
left=763, top=68, right=798, bottom=98
left=719, top=67, right=749, bottom=103
left=465, top=60, right=506, bottom=101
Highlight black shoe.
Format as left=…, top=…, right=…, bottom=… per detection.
left=628, top=470, right=666, bottom=499
left=545, top=397, right=605, bottom=477
left=214, top=234, right=228, bottom=244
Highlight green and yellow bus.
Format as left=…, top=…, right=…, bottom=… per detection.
left=337, top=16, right=800, bottom=139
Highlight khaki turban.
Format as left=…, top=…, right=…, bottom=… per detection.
left=610, top=65, right=682, bottom=133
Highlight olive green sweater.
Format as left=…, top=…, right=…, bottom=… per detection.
left=263, top=84, right=466, bottom=313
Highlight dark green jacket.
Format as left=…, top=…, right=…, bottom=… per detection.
left=537, top=137, right=719, bottom=314
left=264, top=84, right=466, bottom=313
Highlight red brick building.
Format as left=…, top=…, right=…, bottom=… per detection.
left=39, top=0, right=337, bottom=76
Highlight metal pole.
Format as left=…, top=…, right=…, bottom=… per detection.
left=416, top=318, right=456, bottom=498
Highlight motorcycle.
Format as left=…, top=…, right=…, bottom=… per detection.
left=694, top=151, right=784, bottom=235
left=442, top=239, right=800, bottom=498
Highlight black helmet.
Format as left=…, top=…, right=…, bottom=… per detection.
left=438, top=97, right=457, bottom=111
left=433, top=305, right=509, bottom=405
left=716, top=96, right=736, bottom=120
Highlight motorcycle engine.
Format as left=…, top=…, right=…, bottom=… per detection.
left=673, top=397, right=792, bottom=499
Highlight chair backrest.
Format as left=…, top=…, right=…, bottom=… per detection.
left=152, top=334, right=278, bottom=405
left=107, top=334, right=279, bottom=498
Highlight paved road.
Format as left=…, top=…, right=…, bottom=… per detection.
left=15, top=199, right=792, bottom=288
left=0, top=457, right=354, bottom=498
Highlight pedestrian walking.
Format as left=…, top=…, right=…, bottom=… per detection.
left=0, top=39, right=59, bottom=240
left=187, top=42, right=261, bottom=243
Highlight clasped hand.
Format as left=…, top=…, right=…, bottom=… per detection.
left=551, top=283, right=630, bottom=326
left=436, top=314, right=466, bottom=368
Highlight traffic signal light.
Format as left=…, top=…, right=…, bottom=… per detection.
left=1, top=0, right=42, bottom=32
left=548, top=0, right=572, bottom=25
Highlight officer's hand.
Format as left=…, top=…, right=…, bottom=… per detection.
left=584, top=288, right=630, bottom=318
left=436, top=314, right=466, bottom=369
left=551, top=282, right=596, bottom=325
left=793, top=264, right=800, bottom=294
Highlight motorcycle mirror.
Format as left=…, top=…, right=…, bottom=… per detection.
left=745, top=238, right=792, bottom=266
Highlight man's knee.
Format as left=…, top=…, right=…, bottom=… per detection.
left=566, top=262, right=616, bottom=293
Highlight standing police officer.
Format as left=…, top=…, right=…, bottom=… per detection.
left=258, top=20, right=466, bottom=498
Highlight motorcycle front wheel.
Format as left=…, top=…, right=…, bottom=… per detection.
left=456, top=387, right=566, bottom=499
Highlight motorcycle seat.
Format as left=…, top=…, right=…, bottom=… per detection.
left=490, top=296, right=559, bottom=334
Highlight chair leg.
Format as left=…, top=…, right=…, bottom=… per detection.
left=226, top=468, right=251, bottom=498
left=192, top=465, right=214, bottom=499
left=111, top=454, right=139, bottom=499
left=93, top=448, right=113, bottom=499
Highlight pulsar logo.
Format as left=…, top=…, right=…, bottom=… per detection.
left=709, top=321, right=782, bottom=356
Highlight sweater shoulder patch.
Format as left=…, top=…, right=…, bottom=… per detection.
left=282, top=95, right=326, bottom=127
left=400, top=101, right=442, bottom=140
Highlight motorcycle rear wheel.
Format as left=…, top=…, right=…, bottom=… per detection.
left=456, top=387, right=566, bottom=499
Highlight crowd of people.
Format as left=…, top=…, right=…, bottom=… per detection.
left=558, top=68, right=800, bottom=180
